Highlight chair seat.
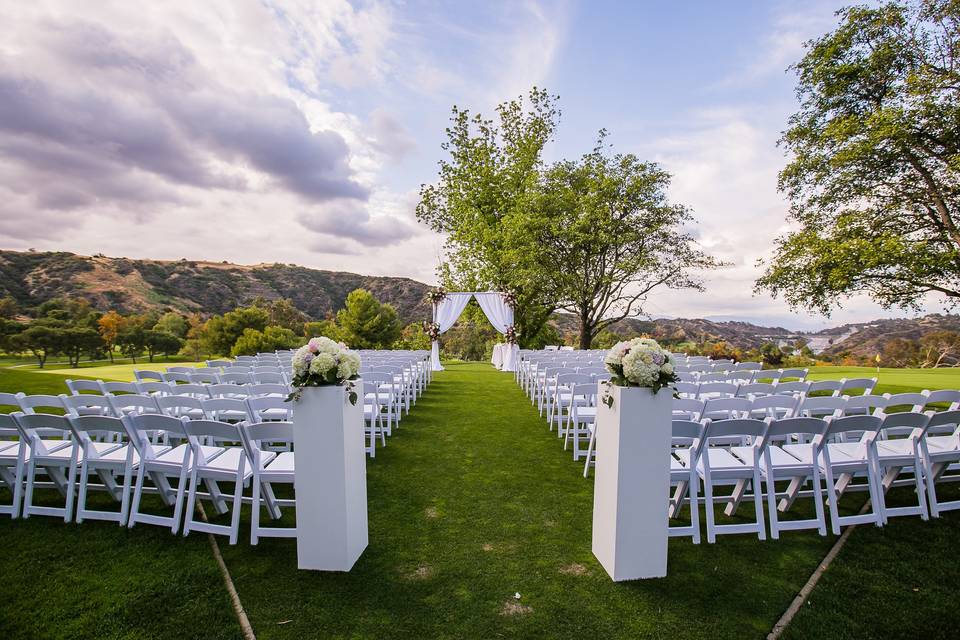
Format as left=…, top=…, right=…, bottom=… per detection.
left=730, top=445, right=802, bottom=470
left=198, top=447, right=267, bottom=477
left=876, top=439, right=917, bottom=460
left=154, top=444, right=222, bottom=467
left=0, top=440, right=19, bottom=454
left=94, top=444, right=146, bottom=465
left=262, top=451, right=295, bottom=478
left=40, top=441, right=121, bottom=463
left=926, top=436, right=959, bottom=454
left=694, top=447, right=754, bottom=477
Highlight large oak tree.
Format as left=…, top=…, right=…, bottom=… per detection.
left=757, top=0, right=960, bottom=313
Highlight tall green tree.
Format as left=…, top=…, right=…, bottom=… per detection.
left=230, top=326, right=301, bottom=356
left=59, top=327, right=104, bottom=368
left=201, top=306, right=270, bottom=356
left=153, top=312, right=189, bottom=339
left=757, top=0, right=960, bottom=313
left=416, top=88, right=560, bottom=340
left=515, top=135, right=723, bottom=348
left=143, top=330, right=183, bottom=362
left=335, top=289, right=401, bottom=349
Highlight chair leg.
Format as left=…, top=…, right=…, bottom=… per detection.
left=702, top=470, right=716, bottom=544
left=64, top=454, right=79, bottom=523
left=689, top=471, right=701, bottom=544
left=765, top=472, right=780, bottom=540
left=183, top=467, right=200, bottom=537
left=229, top=464, right=245, bottom=545
left=128, top=463, right=148, bottom=528
left=251, top=472, right=261, bottom=546
left=76, top=460, right=91, bottom=524
left=119, top=463, right=133, bottom=527
left=171, top=465, right=190, bottom=535
left=752, top=468, right=766, bottom=541
left=22, top=457, right=37, bottom=519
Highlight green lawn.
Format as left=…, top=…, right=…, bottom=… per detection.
left=1, top=363, right=959, bottom=638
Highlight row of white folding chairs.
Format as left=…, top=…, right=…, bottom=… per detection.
left=675, top=377, right=877, bottom=400
left=137, top=368, right=289, bottom=385
left=66, top=379, right=290, bottom=401
left=60, top=381, right=397, bottom=453
left=528, top=364, right=607, bottom=416
left=3, top=390, right=292, bottom=423
left=677, top=368, right=808, bottom=383
left=575, top=410, right=960, bottom=544
left=516, top=358, right=604, bottom=401
left=675, top=360, right=760, bottom=373
left=0, top=410, right=304, bottom=545
left=572, top=390, right=960, bottom=472
left=671, top=411, right=960, bottom=543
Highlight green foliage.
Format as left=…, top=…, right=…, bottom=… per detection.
left=143, top=330, right=183, bottom=362
left=591, top=329, right=621, bottom=349
left=57, top=327, right=103, bottom=368
left=441, top=321, right=497, bottom=361
left=418, top=91, right=721, bottom=348
left=0, top=296, right=17, bottom=319
left=303, top=319, right=343, bottom=342
left=250, top=297, right=306, bottom=333
left=11, top=323, right=60, bottom=368
left=758, top=0, right=960, bottom=313
left=516, top=132, right=723, bottom=348
left=153, top=311, right=189, bottom=339
left=201, top=306, right=270, bottom=356
left=334, top=289, right=401, bottom=349
left=395, top=321, right=431, bottom=350
left=759, top=342, right=785, bottom=367
left=230, top=326, right=301, bottom=356
left=417, top=88, right=561, bottom=341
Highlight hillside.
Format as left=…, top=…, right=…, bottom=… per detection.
left=0, top=250, right=432, bottom=323
left=816, top=314, right=960, bottom=358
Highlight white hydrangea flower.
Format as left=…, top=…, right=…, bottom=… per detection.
left=309, top=352, right=337, bottom=375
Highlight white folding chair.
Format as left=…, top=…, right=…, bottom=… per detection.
left=760, top=417, right=829, bottom=538
left=918, top=410, right=960, bottom=517
left=67, top=414, right=139, bottom=525
left=0, top=414, right=27, bottom=518
left=14, top=412, right=99, bottom=521
left=125, top=414, right=208, bottom=533
left=181, top=419, right=252, bottom=545
left=668, top=419, right=704, bottom=543
left=873, top=411, right=931, bottom=522
left=691, top=418, right=768, bottom=543
left=65, top=379, right=103, bottom=396
left=790, top=415, right=885, bottom=535
left=240, top=421, right=295, bottom=544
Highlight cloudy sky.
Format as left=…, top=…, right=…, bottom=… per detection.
left=0, top=0, right=941, bottom=329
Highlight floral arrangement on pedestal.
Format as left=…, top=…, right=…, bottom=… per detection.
left=505, top=325, right=520, bottom=344
left=426, top=289, right=447, bottom=304
left=288, top=337, right=362, bottom=405
left=422, top=321, right=441, bottom=341
left=501, top=290, right=518, bottom=308
left=602, top=338, right=678, bottom=404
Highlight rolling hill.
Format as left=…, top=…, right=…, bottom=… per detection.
left=1, top=250, right=955, bottom=356
left=0, top=250, right=432, bottom=323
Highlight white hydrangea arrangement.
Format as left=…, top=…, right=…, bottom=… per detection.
left=287, top=336, right=362, bottom=405
left=603, top=337, right=678, bottom=395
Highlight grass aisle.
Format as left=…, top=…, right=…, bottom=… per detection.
left=221, top=363, right=835, bottom=639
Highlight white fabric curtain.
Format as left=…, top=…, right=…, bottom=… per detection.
left=473, top=292, right=513, bottom=333
left=474, top=292, right=517, bottom=372
left=430, top=292, right=472, bottom=371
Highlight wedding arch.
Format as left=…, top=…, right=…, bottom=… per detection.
left=428, top=291, right=518, bottom=372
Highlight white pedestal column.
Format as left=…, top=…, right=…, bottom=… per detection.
left=293, top=385, right=368, bottom=571
left=591, top=384, right=672, bottom=581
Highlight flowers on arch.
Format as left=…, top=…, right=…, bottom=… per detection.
left=288, top=336, right=361, bottom=405
left=422, top=321, right=441, bottom=341
left=505, top=325, right=520, bottom=344
left=603, top=337, right=677, bottom=394
left=501, top=290, right=518, bottom=308
left=426, top=288, right=447, bottom=304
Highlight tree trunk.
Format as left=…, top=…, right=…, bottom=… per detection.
left=108, top=347, right=114, bottom=363
left=578, top=310, right=593, bottom=350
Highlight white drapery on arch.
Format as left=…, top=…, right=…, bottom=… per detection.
left=430, top=291, right=519, bottom=372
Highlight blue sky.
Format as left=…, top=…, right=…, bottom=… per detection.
left=0, top=0, right=938, bottom=330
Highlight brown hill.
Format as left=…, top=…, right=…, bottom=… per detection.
left=0, top=250, right=432, bottom=323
